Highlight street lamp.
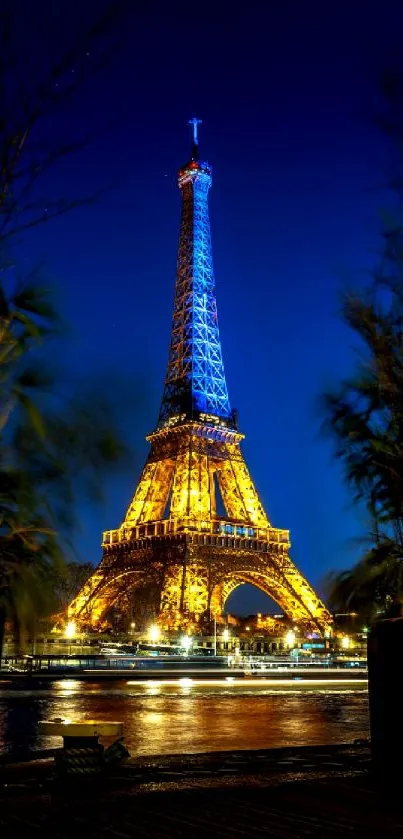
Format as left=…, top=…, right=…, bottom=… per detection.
left=65, top=621, right=76, bottom=639
left=181, top=635, right=193, bottom=654
left=341, top=635, right=351, bottom=650
left=65, top=620, right=76, bottom=655
left=148, top=625, right=160, bottom=643
left=285, top=630, right=296, bottom=648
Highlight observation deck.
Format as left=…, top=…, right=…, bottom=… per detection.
left=102, top=519, right=290, bottom=558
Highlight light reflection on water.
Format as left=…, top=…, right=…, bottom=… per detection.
left=0, top=680, right=369, bottom=757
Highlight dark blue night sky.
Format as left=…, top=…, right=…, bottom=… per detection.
left=14, top=0, right=403, bottom=613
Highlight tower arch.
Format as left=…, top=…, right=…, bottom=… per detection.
left=68, top=570, right=147, bottom=628
left=211, top=569, right=327, bottom=631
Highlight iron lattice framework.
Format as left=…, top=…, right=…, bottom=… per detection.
left=158, top=152, right=232, bottom=426
left=69, top=122, right=331, bottom=635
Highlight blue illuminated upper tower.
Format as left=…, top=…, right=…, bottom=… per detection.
left=158, top=119, right=234, bottom=428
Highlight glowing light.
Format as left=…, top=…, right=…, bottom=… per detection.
left=341, top=636, right=351, bottom=649
left=65, top=621, right=76, bottom=639
left=223, top=628, right=230, bottom=641
left=285, top=630, right=296, bottom=647
left=148, top=625, right=161, bottom=643
left=179, top=678, right=193, bottom=686
left=58, top=680, right=79, bottom=690
left=180, top=635, right=193, bottom=651
left=146, top=681, right=161, bottom=696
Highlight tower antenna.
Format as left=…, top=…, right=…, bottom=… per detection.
left=188, top=117, right=202, bottom=149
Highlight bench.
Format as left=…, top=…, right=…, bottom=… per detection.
left=39, top=719, right=124, bottom=776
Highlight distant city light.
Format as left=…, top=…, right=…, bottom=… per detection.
left=181, top=635, right=193, bottom=651
left=285, top=630, right=296, bottom=647
left=65, top=621, right=76, bottom=639
left=148, top=625, right=161, bottom=643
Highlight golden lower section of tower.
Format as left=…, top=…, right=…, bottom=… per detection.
left=68, top=518, right=332, bottom=635
left=68, top=421, right=331, bottom=635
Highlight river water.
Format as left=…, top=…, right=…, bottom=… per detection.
left=0, top=680, right=369, bottom=757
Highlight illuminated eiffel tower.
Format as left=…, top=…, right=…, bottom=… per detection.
left=69, top=120, right=331, bottom=634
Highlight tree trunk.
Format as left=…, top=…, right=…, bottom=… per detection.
left=368, top=616, right=403, bottom=787
left=0, top=607, right=6, bottom=665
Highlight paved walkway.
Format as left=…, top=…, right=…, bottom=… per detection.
left=1, top=776, right=402, bottom=838
left=1, top=744, right=402, bottom=838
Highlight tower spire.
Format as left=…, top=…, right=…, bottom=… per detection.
left=188, top=117, right=202, bottom=158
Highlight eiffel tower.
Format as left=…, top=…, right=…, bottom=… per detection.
left=69, top=120, right=331, bottom=634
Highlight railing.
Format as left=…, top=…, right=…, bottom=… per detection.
left=235, top=655, right=368, bottom=672
left=103, top=519, right=290, bottom=546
